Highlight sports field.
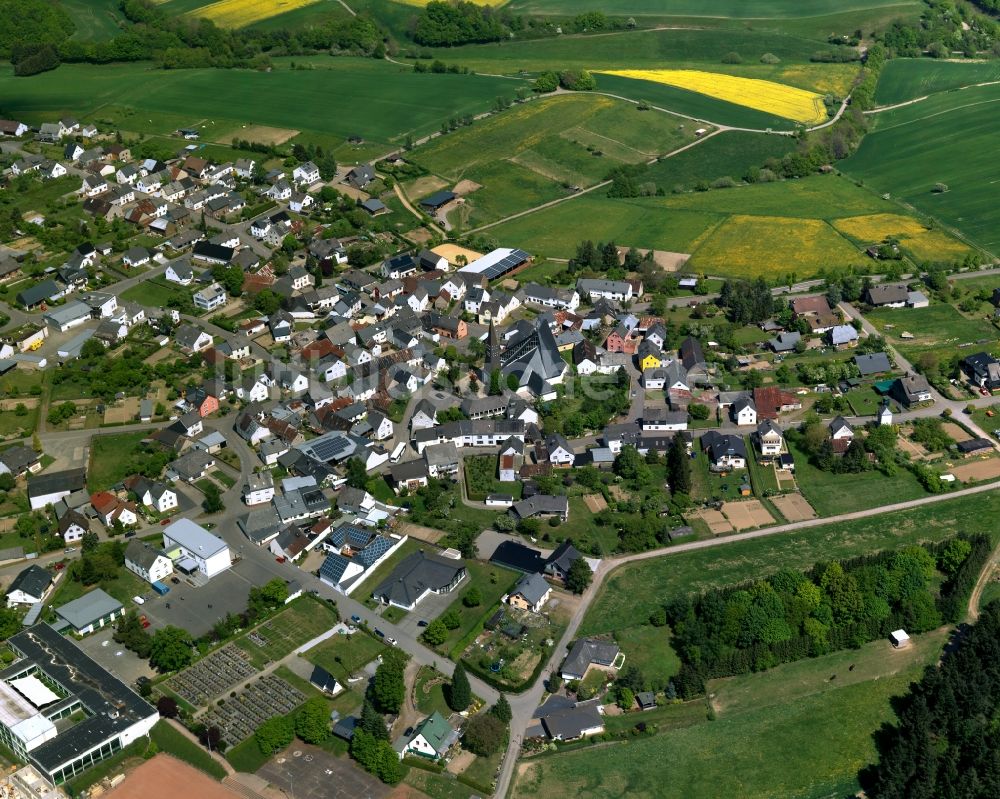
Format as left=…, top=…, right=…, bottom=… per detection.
left=874, top=58, right=1000, bottom=105
left=841, top=82, right=1000, bottom=254
left=0, top=59, right=519, bottom=151
left=598, top=69, right=827, bottom=124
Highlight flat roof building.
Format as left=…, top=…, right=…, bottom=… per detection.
left=2, top=624, right=158, bottom=785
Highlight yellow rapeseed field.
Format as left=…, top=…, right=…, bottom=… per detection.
left=690, top=215, right=862, bottom=278
left=188, top=0, right=318, bottom=28
left=598, top=69, right=827, bottom=125
left=833, top=214, right=972, bottom=261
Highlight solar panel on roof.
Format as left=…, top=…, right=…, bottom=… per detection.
left=358, top=536, right=392, bottom=566
left=320, top=553, right=350, bottom=583
left=346, top=526, right=371, bottom=548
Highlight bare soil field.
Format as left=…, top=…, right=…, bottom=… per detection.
left=941, top=422, right=972, bottom=442
left=431, top=243, right=483, bottom=265
left=583, top=494, right=608, bottom=513
left=692, top=507, right=734, bottom=535
left=453, top=179, right=483, bottom=196
left=103, top=396, right=140, bottom=425
left=721, top=499, right=774, bottom=531
left=949, top=457, right=1000, bottom=483
left=770, top=492, right=817, bottom=522
left=228, top=124, right=299, bottom=145
left=106, top=754, right=238, bottom=799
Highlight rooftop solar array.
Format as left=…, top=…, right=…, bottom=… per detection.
left=459, top=248, right=531, bottom=281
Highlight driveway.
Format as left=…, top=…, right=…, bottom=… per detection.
left=388, top=587, right=458, bottom=639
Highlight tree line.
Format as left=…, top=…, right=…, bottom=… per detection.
left=859, top=599, right=1000, bottom=797
left=660, top=537, right=984, bottom=698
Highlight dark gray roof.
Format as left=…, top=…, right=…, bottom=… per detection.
left=561, top=638, right=620, bottom=679
left=7, top=565, right=52, bottom=600
left=546, top=540, right=582, bottom=575
left=124, top=540, right=168, bottom=571
left=372, top=551, right=465, bottom=608
left=28, top=468, right=86, bottom=500
left=8, top=624, right=155, bottom=771
left=854, top=352, right=892, bottom=375
left=512, top=572, right=550, bottom=606
left=541, top=702, right=604, bottom=739
left=490, top=541, right=546, bottom=574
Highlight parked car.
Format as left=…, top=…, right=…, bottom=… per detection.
left=141, top=620, right=151, bottom=629
left=170, top=577, right=180, bottom=585
left=160, top=518, right=171, bottom=525
left=132, top=595, right=145, bottom=605
left=374, top=628, right=385, bottom=639
left=64, top=548, right=76, bottom=554
left=54, top=562, right=65, bottom=571
left=386, top=637, right=398, bottom=646
left=417, top=620, right=429, bottom=628
left=124, top=531, right=136, bottom=538
left=275, top=556, right=286, bottom=563
left=351, top=615, right=361, bottom=624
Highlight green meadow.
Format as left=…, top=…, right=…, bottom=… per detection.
left=874, top=58, right=1000, bottom=105
left=842, top=81, right=1000, bottom=254
left=0, top=58, right=522, bottom=150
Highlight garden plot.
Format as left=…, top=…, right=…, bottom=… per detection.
left=770, top=492, right=817, bottom=522
left=582, top=494, right=608, bottom=513
left=165, top=644, right=256, bottom=707
left=691, top=508, right=734, bottom=535
left=201, top=675, right=305, bottom=748
left=941, top=422, right=972, bottom=443
left=720, top=500, right=774, bottom=531
left=948, top=457, right=1000, bottom=483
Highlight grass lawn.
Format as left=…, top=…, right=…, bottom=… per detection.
left=0, top=368, right=45, bottom=398
left=0, top=403, right=38, bottom=440
left=120, top=278, right=198, bottom=313
left=413, top=666, right=452, bottom=717
left=843, top=385, right=886, bottom=417
left=463, top=455, right=523, bottom=502
left=232, top=598, right=340, bottom=669
left=87, top=431, right=149, bottom=492
left=49, top=571, right=149, bottom=611
left=211, top=470, right=236, bottom=489
left=225, top=735, right=271, bottom=773
left=513, top=627, right=947, bottom=799
left=433, top=562, right=520, bottom=657
left=149, top=721, right=227, bottom=779
left=746, top=451, right=779, bottom=494
left=540, top=496, right=620, bottom=556
left=580, top=487, right=1000, bottom=637
left=866, top=303, right=997, bottom=363
left=788, top=440, right=927, bottom=517
left=460, top=748, right=503, bottom=791
left=404, top=769, right=479, bottom=799
left=305, top=631, right=387, bottom=685
left=613, top=625, right=682, bottom=688
left=691, top=451, right=750, bottom=502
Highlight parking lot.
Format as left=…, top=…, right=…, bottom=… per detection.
left=258, top=744, right=391, bottom=799
left=140, top=556, right=290, bottom=638
left=75, top=627, right=153, bottom=687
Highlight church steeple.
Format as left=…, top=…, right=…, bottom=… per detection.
left=486, top=320, right=501, bottom=366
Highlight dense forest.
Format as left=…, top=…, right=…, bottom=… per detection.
left=662, top=535, right=989, bottom=697
left=860, top=600, right=1000, bottom=798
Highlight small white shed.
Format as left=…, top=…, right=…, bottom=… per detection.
left=890, top=629, right=910, bottom=648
